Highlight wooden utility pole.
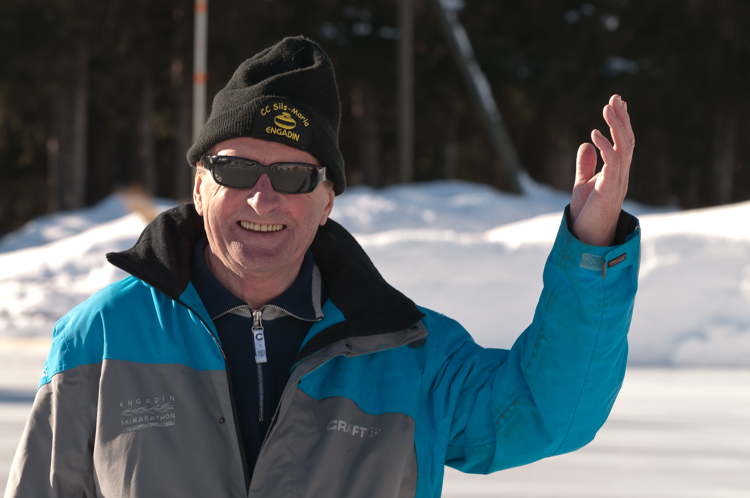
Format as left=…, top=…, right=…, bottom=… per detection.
left=172, top=4, right=193, bottom=200
left=193, top=0, right=209, bottom=141
left=48, top=41, right=90, bottom=212
left=71, top=40, right=89, bottom=208
left=397, top=0, right=414, bottom=184
left=137, top=75, right=157, bottom=194
left=432, top=0, right=524, bottom=193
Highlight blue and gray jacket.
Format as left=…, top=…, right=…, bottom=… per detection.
left=6, top=204, right=640, bottom=498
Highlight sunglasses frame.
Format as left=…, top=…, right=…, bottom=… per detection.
left=201, top=155, right=327, bottom=194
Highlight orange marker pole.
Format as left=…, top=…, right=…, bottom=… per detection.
left=192, top=0, right=209, bottom=141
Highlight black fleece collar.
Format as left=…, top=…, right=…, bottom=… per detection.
left=106, top=204, right=424, bottom=359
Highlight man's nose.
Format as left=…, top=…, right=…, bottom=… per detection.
left=247, top=173, right=280, bottom=216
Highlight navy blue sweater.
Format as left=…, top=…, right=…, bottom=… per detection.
left=190, top=238, right=325, bottom=478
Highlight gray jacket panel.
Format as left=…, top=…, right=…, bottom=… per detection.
left=93, top=360, right=246, bottom=497
left=6, top=364, right=100, bottom=498
left=7, top=360, right=248, bottom=498
left=250, top=391, right=418, bottom=498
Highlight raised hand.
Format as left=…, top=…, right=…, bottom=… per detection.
left=569, top=94, right=634, bottom=246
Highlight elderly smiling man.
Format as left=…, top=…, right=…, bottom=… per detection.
left=7, top=36, right=639, bottom=498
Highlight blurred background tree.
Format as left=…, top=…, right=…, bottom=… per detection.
left=1, top=0, right=749, bottom=236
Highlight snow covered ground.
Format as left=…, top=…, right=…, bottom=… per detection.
left=441, top=368, right=750, bottom=498
left=2, top=177, right=749, bottom=366
left=1, top=178, right=749, bottom=495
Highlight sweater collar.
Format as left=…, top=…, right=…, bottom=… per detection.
left=190, top=237, right=323, bottom=321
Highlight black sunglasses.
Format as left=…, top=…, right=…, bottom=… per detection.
left=202, top=155, right=327, bottom=194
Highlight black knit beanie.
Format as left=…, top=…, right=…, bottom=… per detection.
left=187, top=36, right=346, bottom=195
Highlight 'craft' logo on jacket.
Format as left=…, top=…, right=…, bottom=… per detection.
left=327, top=419, right=382, bottom=438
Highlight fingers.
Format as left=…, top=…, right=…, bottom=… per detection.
left=605, top=95, right=635, bottom=182
left=609, top=95, right=634, bottom=143
left=603, top=101, right=632, bottom=160
left=575, top=142, right=597, bottom=186
left=591, top=128, right=621, bottom=185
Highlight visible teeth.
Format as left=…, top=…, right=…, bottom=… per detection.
left=239, top=221, right=284, bottom=232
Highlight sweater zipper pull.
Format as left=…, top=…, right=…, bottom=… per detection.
left=252, top=310, right=267, bottom=364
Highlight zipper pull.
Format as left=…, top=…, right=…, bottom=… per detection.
left=252, top=310, right=267, bottom=364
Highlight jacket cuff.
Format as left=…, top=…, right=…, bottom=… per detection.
left=564, top=205, right=639, bottom=246
left=558, top=205, right=640, bottom=279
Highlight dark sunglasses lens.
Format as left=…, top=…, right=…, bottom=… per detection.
left=270, top=164, right=320, bottom=194
left=211, top=157, right=261, bottom=188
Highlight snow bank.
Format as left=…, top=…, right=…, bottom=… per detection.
left=1, top=180, right=748, bottom=366
left=0, top=193, right=174, bottom=338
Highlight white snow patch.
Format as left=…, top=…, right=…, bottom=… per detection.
left=0, top=194, right=175, bottom=338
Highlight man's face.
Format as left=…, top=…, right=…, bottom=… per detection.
left=194, top=137, right=334, bottom=281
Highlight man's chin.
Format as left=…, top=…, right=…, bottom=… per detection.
left=230, top=248, right=300, bottom=277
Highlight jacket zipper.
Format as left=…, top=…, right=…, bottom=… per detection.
left=176, top=299, right=252, bottom=492
left=214, top=304, right=322, bottom=423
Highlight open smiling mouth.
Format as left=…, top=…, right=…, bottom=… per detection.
left=238, top=220, right=286, bottom=232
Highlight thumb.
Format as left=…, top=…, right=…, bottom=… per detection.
left=575, top=142, right=597, bottom=186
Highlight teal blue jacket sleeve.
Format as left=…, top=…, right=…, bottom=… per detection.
left=424, top=208, right=640, bottom=474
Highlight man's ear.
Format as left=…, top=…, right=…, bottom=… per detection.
left=193, top=170, right=205, bottom=216
left=318, top=182, right=335, bottom=226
